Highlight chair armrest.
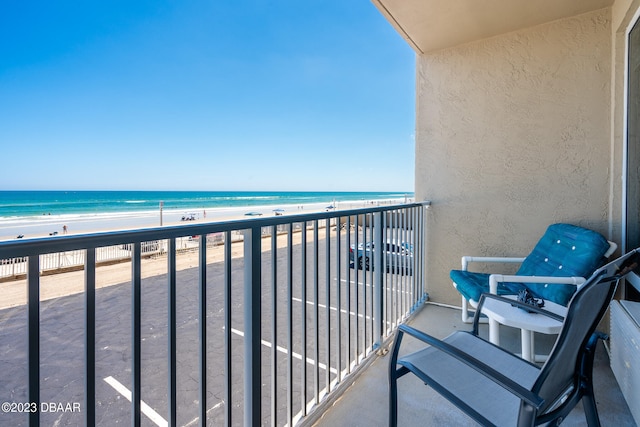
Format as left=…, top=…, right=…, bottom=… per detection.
left=604, top=241, right=617, bottom=258
left=461, top=256, right=526, bottom=271
left=392, top=324, right=544, bottom=409
left=488, top=274, right=585, bottom=294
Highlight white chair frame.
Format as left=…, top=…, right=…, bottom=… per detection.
left=454, top=242, right=617, bottom=362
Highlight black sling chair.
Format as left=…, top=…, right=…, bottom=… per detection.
left=389, top=249, right=640, bottom=427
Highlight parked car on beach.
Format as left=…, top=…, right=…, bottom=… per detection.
left=349, top=240, right=413, bottom=275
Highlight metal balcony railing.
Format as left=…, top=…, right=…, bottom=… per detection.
left=0, top=201, right=430, bottom=427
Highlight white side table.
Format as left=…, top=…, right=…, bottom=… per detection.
left=481, top=296, right=566, bottom=362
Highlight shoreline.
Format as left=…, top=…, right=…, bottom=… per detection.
left=0, top=198, right=409, bottom=242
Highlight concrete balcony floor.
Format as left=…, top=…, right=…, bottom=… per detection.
left=313, top=303, right=635, bottom=426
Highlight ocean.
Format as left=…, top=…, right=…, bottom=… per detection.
left=0, top=191, right=413, bottom=239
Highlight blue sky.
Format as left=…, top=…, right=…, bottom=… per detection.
left=0, top=1, right=415, bottom=192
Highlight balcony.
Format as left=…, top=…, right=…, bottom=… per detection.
left=0, top=202, right=428, bottom=426
left=0, top=200, right=634, bottom=426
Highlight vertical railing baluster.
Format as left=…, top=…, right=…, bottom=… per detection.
left=373, top=212, right=383, bottom=350
left=415, top=207, right=420, bottom=307
left=408, top=209, right=412, bottom=309
left=85, top=248, right=96, bottom=427
left=28, top=255, right=40, bottom=427
left=324, top=218, right=331, bottom=392
left=398, top=210, right=403, bottom=318
left=406, top=209, right=410, bottom=311
left=418, top=207, right=422, bottom=301
left=419, top=207, right=423, bottom=305
left=421, top=205, right=427, bottom=301
left=398, top=209, right=407, bottom=319
left=362, top=214, right=367, bottom=357
left=335, top=216, right=342, bottom=383
left=406, top=209, right=410, bottom=312
left=354, top=215, right=359, bottom=364
left=415, top=208, right=420, bottom=306
left=286, top=224, right=293, bottom=427
left=300, top=221, right=307, bottom=416
left=132, top=242, right=142, bottom=427
left=382, top=214, right=388, bottom=336
left=271, top=225, right=277, bottom=427
left=383, top=214, right=389, bottom=336
left=408, top=209, right=413, bottom=309
left=198, top=234, right=207, bottom=427
left=413, top=207, right=418, bottom=307
left=346, top=216, right=352, bottom=375
left=244, top=227, right=262, bottom=427
left=313, top=220, right=319, bottom=404
left=405, top=208, right=410, bottom=309
left=368, top=214, right=374, bottom=349
left=393, top=210, right=399, bottom=326
left=168, top=238, right=177, bottom=427
left=412, top=207, right=417, bottom=308
left=224, top=231, right=232, bottom=427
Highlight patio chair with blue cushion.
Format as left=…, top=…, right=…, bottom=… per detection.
left=390, top=249, right=640, bottom=427
left=450, top=224, right=616, bottom=360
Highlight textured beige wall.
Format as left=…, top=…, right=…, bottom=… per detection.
left=415, top=9, right=613, bottom=304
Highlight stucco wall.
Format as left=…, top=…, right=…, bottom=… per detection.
left=415, top=9, right=613, bottom=304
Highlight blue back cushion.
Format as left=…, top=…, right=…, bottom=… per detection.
left=515, top=224, right=610, bottom=305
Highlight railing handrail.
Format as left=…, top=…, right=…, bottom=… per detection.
left=0, top=201, right=431, bottom=259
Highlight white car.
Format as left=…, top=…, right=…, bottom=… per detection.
left=349, top=241, right=413, bottom=275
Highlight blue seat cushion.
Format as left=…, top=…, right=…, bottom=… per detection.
left=450, top=270, right=522, bottom=304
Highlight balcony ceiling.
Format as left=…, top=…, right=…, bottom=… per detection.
left=372, top=0, right=614, bottom=53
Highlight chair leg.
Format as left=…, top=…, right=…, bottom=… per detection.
left=581, top=332, right=605, bottom=427
left=389, top=373, right=398, bottom=427
left=461, top=296, right=473, bottom=323
left=389, top=330, right=406, bottom=427
left=582, top=392, right=601, bottom=427
left=461, top=296, right=488, bottom=324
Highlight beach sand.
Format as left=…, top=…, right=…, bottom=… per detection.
left=0, top=199, right=399, bottom=242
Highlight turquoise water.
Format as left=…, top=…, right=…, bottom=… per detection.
left=0, top=190, right=413, bottom=238
left=0, top=191, right=412, bottom=219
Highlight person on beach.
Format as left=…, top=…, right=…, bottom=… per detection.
left=63, top=225, right=68, bottom=234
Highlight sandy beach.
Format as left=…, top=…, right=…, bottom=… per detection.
left=0, top=198, right=404, bottom=242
